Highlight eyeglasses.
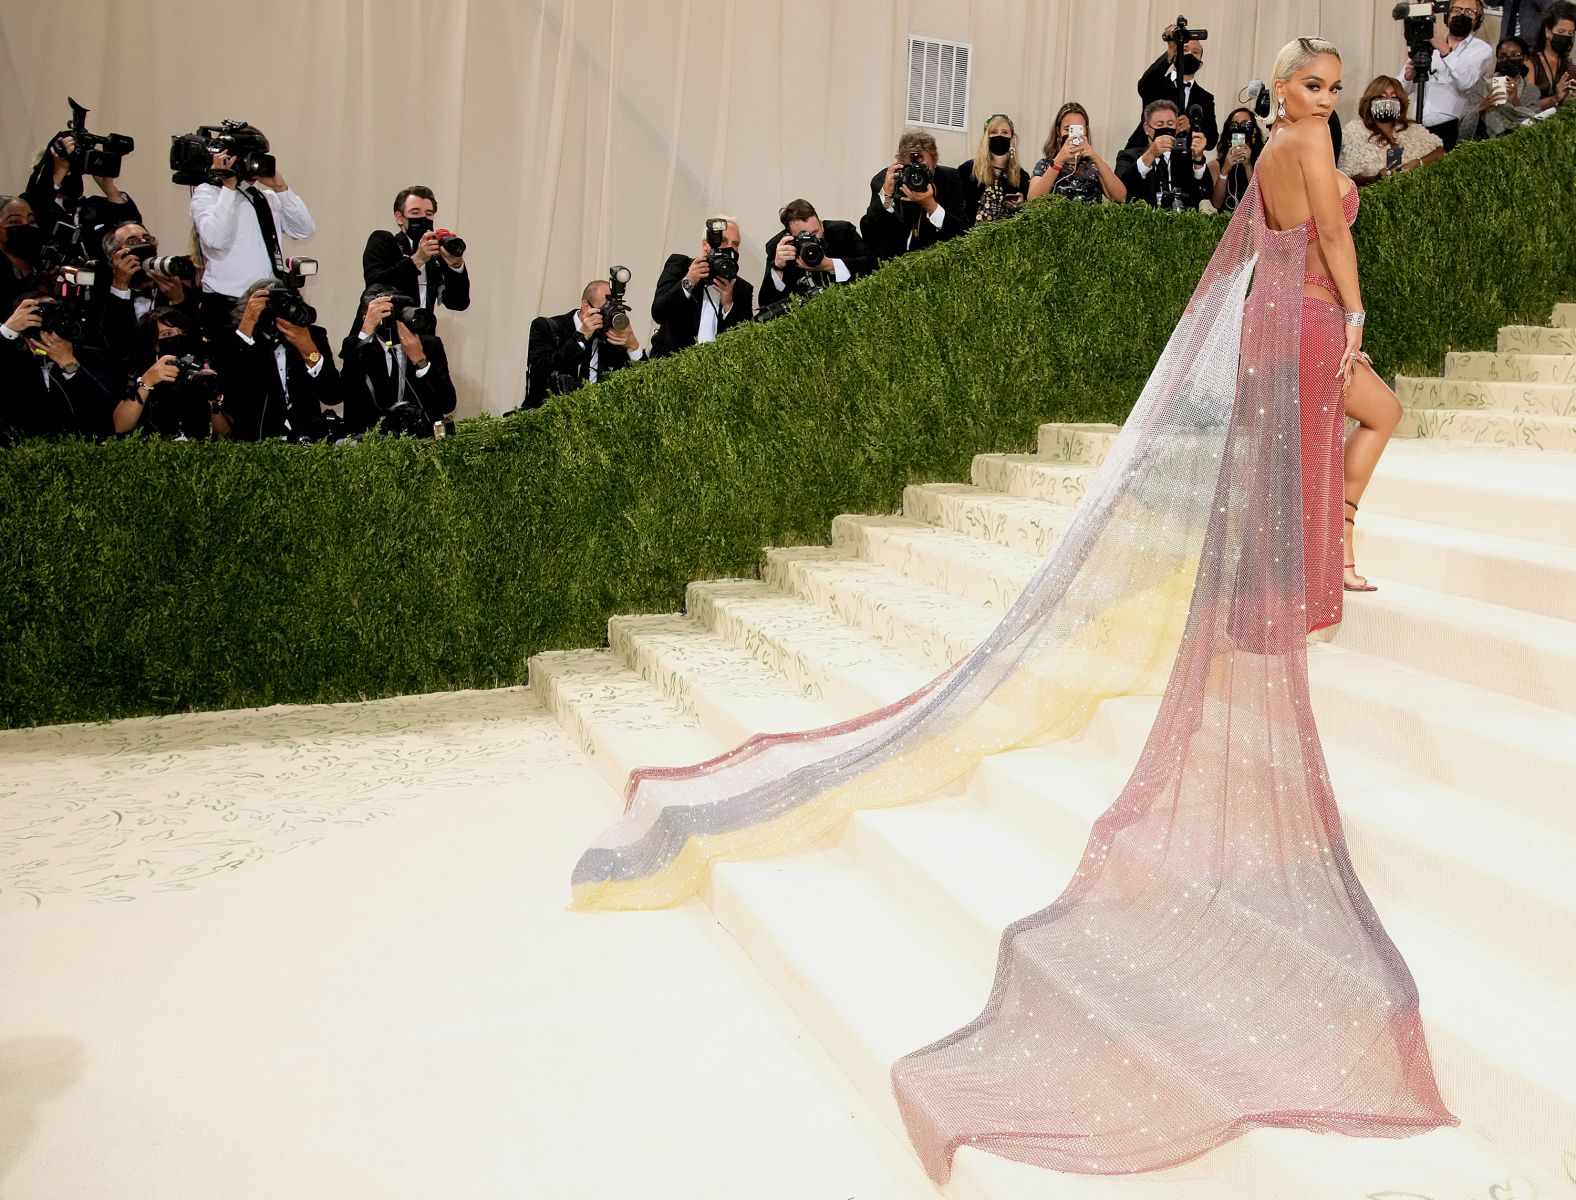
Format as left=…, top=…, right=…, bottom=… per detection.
left=1447, top=6, right=1477, bottom=16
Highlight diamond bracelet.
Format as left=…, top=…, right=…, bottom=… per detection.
left=1343, top=310, right=1366, bottom=328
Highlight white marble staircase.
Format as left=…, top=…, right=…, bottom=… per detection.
left=530, top=308, right=1576, bottom=1197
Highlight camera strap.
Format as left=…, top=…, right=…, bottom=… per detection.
left=242, top=185, right=286, bottom=278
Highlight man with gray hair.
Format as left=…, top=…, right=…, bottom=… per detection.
left=650, top=215, right=754, bottom=359
left=861, top=129, right=968, bottom=262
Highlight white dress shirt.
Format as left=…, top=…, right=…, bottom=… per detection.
left=109, top=286, right=157, bottom=322
left=680, top=282, right=734, bottom=344
left=190, top=182, right=316, bottom=298
left=1401, top=35, right=1494, bottom=124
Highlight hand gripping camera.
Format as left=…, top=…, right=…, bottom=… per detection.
left=899, top=156, right=934, bottom=194
left=791, top=231, right=826, bottom=268
left=599, top=265, right=632, bottom=337
left=169, top=121, right=275, bottom=186
left=403, top=216, right=467, bottom=257
left=703, top=217, right=739, bottom=282
left=51, top=97, right=135, bottom=179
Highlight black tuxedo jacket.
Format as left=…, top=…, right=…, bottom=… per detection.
left=523, top=310, right=639, bottom=409
left=1114, top=145, right=1211, bottom=210
left=216, top=324, right=342, bottom=441
left=339, top=329, right=456, bottom=433
left=757, top=220, right=876, bottom=309
left=649, top=253, right=754, bottom=359
left=95, top=283, right=203, bottom=379
left=0, top=332, right=116, bottom=443
left=362, top=229, right=472, bottom=314
left=1126, top=55, right=1219, bottom=151
left=860, top=165, right=969, bottom=261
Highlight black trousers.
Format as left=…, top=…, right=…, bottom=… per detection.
left=197, top=289, right=241, bottom=346
left=1425, top=118, right=1460, bottom=151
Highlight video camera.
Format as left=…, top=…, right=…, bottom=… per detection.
left=704, top=217, right=739, bottom=281
left=169, top=121, right=276, bottom=186
left=50, top=97, right=135, bottom=180
left=1393, top=2, right=1450, bottom=76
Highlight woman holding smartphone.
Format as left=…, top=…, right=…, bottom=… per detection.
left=1026, top=102, right=1127, bottom=204
left=1209, top=105, right=1265, bottom=212
left=1338, top=75, right=1443, bottom=185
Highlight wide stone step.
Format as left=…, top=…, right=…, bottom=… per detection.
left=709, top=846, right=1541, bottom=1199
left=1498, top=324, right=1576, bottom=355
left=901, top=482, right=1075, bottom=559
left=525, top=648, right=714, bottom=794
left=1358, top=439, right=1576, bottom=547
left=1551, top=302, right=1576, bottom=328
left=1352, top=511, right=1576, bottom=622
left=971, top=453, right=1097, bottom=505
left=1397, top=375, right=1576, bottom=416
left=1035, top=421, right=1122, bottom=463
left=831, top=513, right=1036, bottom=612
left=1333, top=577, right=1576, bottom=712
left=761, top=545, right=996, bottom=670
left=1445, top=350, right=1576, bottom=385
left=1395, top=406, right=1576, bottom=453
left=607, top=612, right=828, bottom=746
left=842, top=790, right=1570, bottom=1192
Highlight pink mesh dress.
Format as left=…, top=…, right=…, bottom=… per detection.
left=573, top=174, right=1455, bottom=1182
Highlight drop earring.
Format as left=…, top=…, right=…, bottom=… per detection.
left=1277, top=97, right=1287, bottom=119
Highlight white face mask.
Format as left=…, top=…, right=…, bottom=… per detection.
left=1371, top=99, right=1403, bottom=122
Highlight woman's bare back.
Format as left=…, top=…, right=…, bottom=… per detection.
left=1256, top=125, right=1356, bottom=302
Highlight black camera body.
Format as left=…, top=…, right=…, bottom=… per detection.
left=249, top=284, right=317, bottom=345
left=899, top=158, right=933, bottom=194
left=32, top=297, right=84, bottom=343
left=791, top=231, right=826, bottom=268
left=404, top=216, right=467, bottom=258
left=171, top=353, right=221, bottom=401
left=53, top=98, right=135, bottom=180
left=703, top=218, right=739, bottom=282
left=169, top=121, right=275, bottom=186
left=371, top=290, right=436, bottom=344
left=599, top=265, right=632, bottom=337
left=1392, top=2, right=1449, bottom=55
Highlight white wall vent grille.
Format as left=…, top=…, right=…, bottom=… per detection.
left=905, top=36, right=971, bottom=132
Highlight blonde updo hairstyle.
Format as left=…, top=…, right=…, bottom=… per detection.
left=1271, top=35, right=1342, bottom=115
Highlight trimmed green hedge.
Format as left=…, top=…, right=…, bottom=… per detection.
left=4, top=111, right=1575, bottom=728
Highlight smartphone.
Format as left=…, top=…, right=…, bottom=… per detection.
left=1231, top=131, right=1246, bottom=149
left=1069, top=123, right=1085, bottom=146
left=1385, top=145, right=1403, bottom=171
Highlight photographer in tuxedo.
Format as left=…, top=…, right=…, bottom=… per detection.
left=188, top=125, right=316, bottom=343
left=362, top=185, right=470, bottom=317
left=98, top=220, right=201, bottom=375
left=0, top=292, right=117, bottom=443
left=340, top=286, right=456, bottom=436
left=861, top=130, right=968, bottom=262
left=649, top=217, right=754, bottom=359
left=758, top=199, right=876, bottom=312
left=1126, top=22, right=1219, bottom=151
left=217, top=278, right=340, bottom=441
left=1116, top=100, right=1211, bottom=210
left=523, top=276, right=645, bottom=409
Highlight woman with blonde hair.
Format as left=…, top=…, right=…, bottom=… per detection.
left=576, top=35, right=1455, bottom=1184
left=956, top=113, right=1030, bottom=225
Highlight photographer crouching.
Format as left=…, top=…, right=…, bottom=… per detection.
left=0, top=292, right=116, bottom=444
left=216, top=277, right=341, bottom=441
left=523, top=270, right=643, bottom=409
left=340, top=287, right=456, bottom=436
left=650, top=217, right=754, bottom=359
left=757, top=199, right=875, bottom=318
left=115, top=307, right=227, bottom=439
left=362, top=185, right=470, bottom=317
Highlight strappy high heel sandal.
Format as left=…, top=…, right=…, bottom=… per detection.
left=1343, top=498, right=1378, bottom=593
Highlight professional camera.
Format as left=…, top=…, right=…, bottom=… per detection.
left=599, top=264, right=632, bottom=337
left=1393, top=2, right=1450, bottom=73
left=247, top=283, right=317, bottom=345
left=31, top=297, right=85, bottom=343
left=704, top=217, right=739, bottom=281
left=169, top=121, right=276, bottom=186
left=790, top=230, right=826, bottom=268
left=122, top=243, right=200, bottom=283
left=169, top=353, right=221, bottom=402
left=51, top=97, right=135, bottom=179
left=406, top=216, right=467, bottom=257
left=755, top=272, right=827, bottom=324
left=899, top=157, right=934, bottom=193
left=370, top=290, right=436, bottom=342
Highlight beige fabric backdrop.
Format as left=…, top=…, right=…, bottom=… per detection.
left=0, top=1, right=1497, bottom=415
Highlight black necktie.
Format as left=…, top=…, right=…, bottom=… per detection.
left=243, top=186, right=284, bottom=276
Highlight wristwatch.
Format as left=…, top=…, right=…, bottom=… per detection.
left=302, top=349, right=322, bottom=367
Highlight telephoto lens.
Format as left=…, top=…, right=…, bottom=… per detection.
left=146, top=255, right=198, bottom=280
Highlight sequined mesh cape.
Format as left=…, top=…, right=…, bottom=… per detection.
left=571, top=175, right=1455, bottom=1179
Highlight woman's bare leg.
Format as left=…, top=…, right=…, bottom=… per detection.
left=1341, top=362, right=1402, bottom=587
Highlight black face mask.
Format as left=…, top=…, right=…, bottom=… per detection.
left=404, top=216, right=433, bottom=244
left=987, top=134, right=1012, bottom=156
left=1496, top=57, right=1528, bottom=77
left=157, top=334, right=197, bottom=361
left=1448, top=14, right=1474, bottom=37
left=3, top=224, right=43, bottom=262
left=1553, top=33, right=1575, bottom=56
left=1181, top=53, right=1202, bottom=75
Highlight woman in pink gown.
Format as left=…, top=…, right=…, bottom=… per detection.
left=574, top=36, right=1452, bottom=1183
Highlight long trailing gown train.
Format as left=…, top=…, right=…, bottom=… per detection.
left=570, top=174, right=1456, bottom=1180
